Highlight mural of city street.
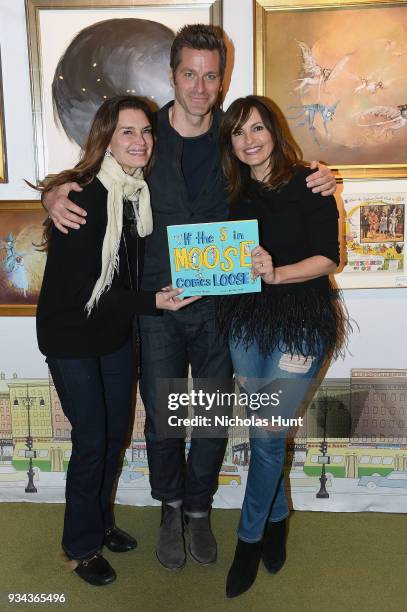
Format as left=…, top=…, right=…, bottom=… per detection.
left=0, top=367, right=406, bottom=512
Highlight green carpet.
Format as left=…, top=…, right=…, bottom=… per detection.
left=0, top=504, right=405, bottom=612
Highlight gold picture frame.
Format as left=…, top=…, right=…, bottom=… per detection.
left=0, top=48, right=8, bottom=183
left=254, top=0, right=407, bottom=179
left=25, top=0, right=223, bottom=180
left=0, top=201, right=47, bottom=316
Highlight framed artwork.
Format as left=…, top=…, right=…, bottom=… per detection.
left=25, top=0, right=223, bottom=180
left=0, top=47, right=8, bottom=183
left=0, top=201, right=47, bottom=316
left=335, top=189, right=407, bottom=288
left=254, top=0, right=407, bottom=179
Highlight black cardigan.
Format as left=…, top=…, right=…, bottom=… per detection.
left=218, top=166, right=348, bottom=359
left=36, top=178, right=156, bottom=358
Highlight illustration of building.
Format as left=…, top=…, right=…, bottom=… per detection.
left=299, top=370, right=407, bottom=480
left=351, top=369, right=407, bottom=443
left=8, top=375, right=72, bottom=474
left=131, top=388, right=147, bottom=459
left=9, top=379, right=52, bottom=442
left=0, top=373, right=13, bottom=460
left=300, top=378, right=352, bottom=441
left=232, top=442, right=250, bottom=466
left=228, top=400, right=249, bottom=465
left=48, top=369, right=71, bottom=441
left=132, top=388, right=145, bottom=440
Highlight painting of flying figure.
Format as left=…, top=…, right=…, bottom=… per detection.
left=0, top=205, right=46, bottom=313
left=257, top=2, right=407, bottom=174
left=294, top=41, right=351, bottom=97
left=288, top=101, right=339, bottom=146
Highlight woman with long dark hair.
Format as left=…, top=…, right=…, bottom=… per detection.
left=36, top=95, right=197, bottom=586
left=219, top=95, right=348, bottom=598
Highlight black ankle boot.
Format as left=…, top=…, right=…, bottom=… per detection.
left=262, top=518, right=286, bottom=574
left=226, top=538, right=262, bottom=598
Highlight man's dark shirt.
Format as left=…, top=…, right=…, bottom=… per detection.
left=182, top=131, right=218, bottom=203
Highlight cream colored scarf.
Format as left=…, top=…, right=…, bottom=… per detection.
left=85, top=155, right=153, bottom=315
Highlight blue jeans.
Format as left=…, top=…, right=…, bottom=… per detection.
left=139, top=298, right=233, bottom=513
left=230, top=337, right=324, bottom=542
left=47, top=340, right=133, bottom=559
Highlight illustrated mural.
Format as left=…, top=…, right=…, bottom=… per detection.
left=1, top=368, right=406, bottom=513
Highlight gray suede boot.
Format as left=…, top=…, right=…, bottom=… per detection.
left=184, top=513, right=217, bottom=565
left=156, top=503, right=186, bottom=570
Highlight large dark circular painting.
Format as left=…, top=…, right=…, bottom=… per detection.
left=52, top=18, right=174, bottom=147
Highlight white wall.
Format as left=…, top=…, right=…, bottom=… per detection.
left=223, top=0, right=253, bottom=106
left=0, top=0, right=405, bottom=379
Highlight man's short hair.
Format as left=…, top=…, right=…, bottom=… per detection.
left=170, top=24, right=226, bottom=78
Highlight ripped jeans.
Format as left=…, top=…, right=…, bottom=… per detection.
left=230, top=337, right=325, bottom=542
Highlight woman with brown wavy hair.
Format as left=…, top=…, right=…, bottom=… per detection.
left=219, top=95, right=348, bottom=598
left=36, top=95, right=197, bottom=586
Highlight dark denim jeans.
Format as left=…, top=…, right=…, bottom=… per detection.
left=230, top=337, right=325, bottom=542
left=139, top=298, right=233, bottom=513
left=47, top=340, right=133, bottom=560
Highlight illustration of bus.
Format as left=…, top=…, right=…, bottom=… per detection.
left=12, top=442, right=72, bottom=472
left=304, top=443, right=407, bottom=479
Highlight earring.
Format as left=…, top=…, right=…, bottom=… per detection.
left=105, top=149, right=112, bottom=157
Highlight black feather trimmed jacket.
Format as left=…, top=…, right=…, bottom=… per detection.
left=218, top=165, right=348, bottom=359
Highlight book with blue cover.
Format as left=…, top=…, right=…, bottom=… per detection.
left=167, top=220, right=261, bottom=297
